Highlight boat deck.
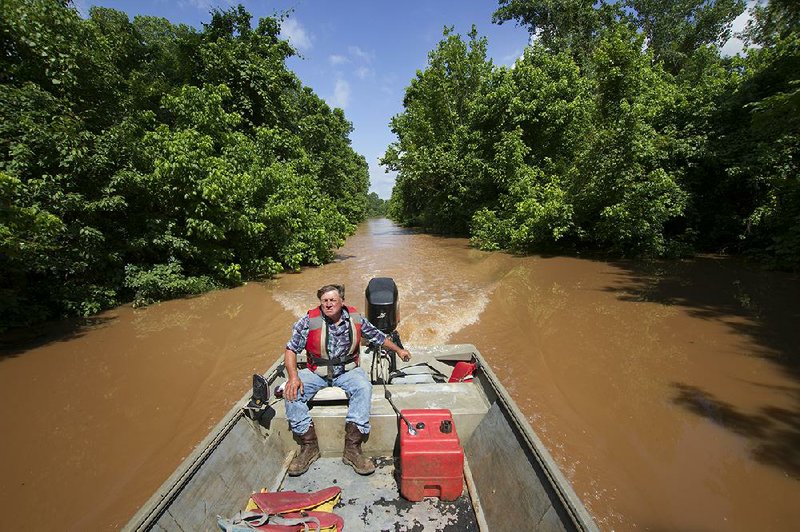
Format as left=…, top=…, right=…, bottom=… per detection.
left=281, top=457, right=478, bottom=531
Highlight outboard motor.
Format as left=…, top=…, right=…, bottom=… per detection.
left=365, top=277, right=399, bottom=334
left=365, top=277, right=403, bottom=380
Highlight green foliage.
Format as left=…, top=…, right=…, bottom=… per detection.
left=625, top=0, right=746, bottom=73
left=729, top=22, right=800, bottom=268
left=366, top=192, right=388, bottom=217
left=388, top=1, right=799, bottom=268
left=0, top=172, right=64, bottom=327
left=124, top=261, right=217, bottom=308
left=572, top=24, right=688, bottom=256
left=383, top=26, right=495, bottom=234
left=493, top=0, right=618, bottom=66
left=0, top=1, right=369, bottom=330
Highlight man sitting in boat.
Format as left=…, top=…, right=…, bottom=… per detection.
left=283, top=283, right=411, bottom=477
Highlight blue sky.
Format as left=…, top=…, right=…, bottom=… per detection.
left=77, top=0, right=533, bottom=199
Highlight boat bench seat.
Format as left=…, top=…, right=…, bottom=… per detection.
left=311, top=386, right=348, bottom=402
left=300, top=350, right=451, bottom=403
left=272, top=380, right=491, bottom=456
left=293, top=351, right=354, bottom=403
left=274, top=346, right=486, bottom=455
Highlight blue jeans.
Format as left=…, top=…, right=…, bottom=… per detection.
left=285, top=367, right=373, bottom=435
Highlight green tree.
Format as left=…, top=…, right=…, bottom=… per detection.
left=470, top=45, right=591, bottom=251
left=493, top=0, right=618, bottom=66
left=0, top=2, right=371, bottom=330
left=365, top=192, right=388, bottom=217
left=493, top=0, right=746, bottom=73
left=626, top=0, right=745, bottom=73
left=383, top=27, right=494, bottom=234
left=720, top=0, right=800, bottom=267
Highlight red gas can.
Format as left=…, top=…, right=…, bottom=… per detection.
left=398, top=409, right=464, bottom=502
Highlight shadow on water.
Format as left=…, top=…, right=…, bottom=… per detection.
left=604, top=256, right=800, bottom=374
left=672, top=383, right=800, bottom=479
left=602, top=255, right=800, bottom=477
left=0, top=315, right=117, bottom=359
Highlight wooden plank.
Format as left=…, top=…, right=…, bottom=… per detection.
left=463, top=454, right=490, bottom=531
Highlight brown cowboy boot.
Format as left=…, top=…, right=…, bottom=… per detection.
left=342, top=421, right=375, bottom=475
left=288, top=423, right=320, bottom=476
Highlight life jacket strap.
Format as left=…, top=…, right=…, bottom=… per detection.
left=309, top=353, right=358, bottom=366
left=308, top=355, right=359, bottom=378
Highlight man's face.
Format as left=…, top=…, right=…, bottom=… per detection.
left=319, top=289, right=344, bottom=320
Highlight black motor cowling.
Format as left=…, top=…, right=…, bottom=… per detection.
left=365, top=277, right=399, bottom=334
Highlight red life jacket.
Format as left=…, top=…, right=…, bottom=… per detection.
left=305, top=306, right=362, bottom=378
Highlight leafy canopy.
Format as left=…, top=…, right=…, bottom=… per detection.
left=0, top=1, right=371, bottom=330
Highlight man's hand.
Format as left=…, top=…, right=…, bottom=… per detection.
left=382, top=337, right=410, bottom=361
left=283, top=348, right=303, bottom=401
left=284, top=375, right=303, bottom=402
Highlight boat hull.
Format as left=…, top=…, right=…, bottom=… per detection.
left=124, top=344, right=597, bottom=531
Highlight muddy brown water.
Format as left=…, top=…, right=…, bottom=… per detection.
left=1, top=218, right=799, bottom=530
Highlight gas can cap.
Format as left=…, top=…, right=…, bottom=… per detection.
left=440, top=419, right=452, bottom=433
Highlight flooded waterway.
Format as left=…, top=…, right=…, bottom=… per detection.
left=1, top=218, right=799, bottom=530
